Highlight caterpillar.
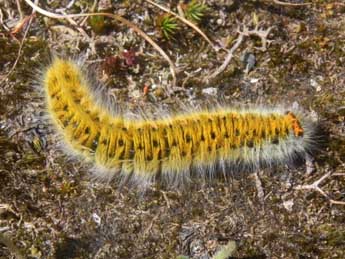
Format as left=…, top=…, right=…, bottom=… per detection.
left=43, top=58, right=317, bottom=186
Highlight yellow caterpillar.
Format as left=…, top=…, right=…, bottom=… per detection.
left=43, top=58, right=316, bottom=185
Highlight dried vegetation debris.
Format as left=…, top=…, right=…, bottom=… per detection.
left=1, top=0, right=345, bottom=258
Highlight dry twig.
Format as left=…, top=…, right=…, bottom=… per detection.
left=272, top=0, right=312, bottom=6
left=204, top=23, right=274, bottom=82
left=23, top=0, right=177, bottom=88
left=254, top=171, right=265, bottom=203
left=15, top=0, right=24, bottom=20
left=239, top=23, right=274, bottom=51
left=295, top=171, right=345, bottom=205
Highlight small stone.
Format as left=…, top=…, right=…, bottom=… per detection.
left=241, top=52, right=256, bottom=73
left=310, top=78, right=322, bottom=92
left=202, top=87, right=218, bottom=96
left=92, top=212, right=101, bottom=225
left=283, top=199, right=294, bottom=212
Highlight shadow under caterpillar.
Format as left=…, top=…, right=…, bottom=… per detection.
left=43, top=58, right=318, bottom=187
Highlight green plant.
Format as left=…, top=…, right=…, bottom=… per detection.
left=183, top=0, right=208, bottom=23
left=156, top=14, right=179, bottom=39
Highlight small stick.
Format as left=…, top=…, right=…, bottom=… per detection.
left=254, top=171, right=265, bottom=203
left=204, top=23, right=273, bottom=82
left=273, top=0, right=312, bottom=6
left=203, top=33, right=244, bottom=82
left=15, top=0, right=24, bottom=20
left=295, top=171, right=345, bottom=206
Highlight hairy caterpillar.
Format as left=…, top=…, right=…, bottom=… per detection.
left=43, top=58, right=317, bottom=186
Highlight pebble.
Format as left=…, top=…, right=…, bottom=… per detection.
left=202, top=87, right=218, bottom=96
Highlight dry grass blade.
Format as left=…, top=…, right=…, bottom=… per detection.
left=15, top=0, right=24, bottom=19
left=0, top=13, right=35, bottom=86
left=23, top=0, right=177, bottom=88
left=145, top=0, right=220, bottom=52
left=273, top=0, right=312, bottom=6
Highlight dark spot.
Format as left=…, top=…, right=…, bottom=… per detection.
left=91, top=133, right=100, bottom=150
left=275, top=128, right=280, bottom=135
left=63, top=120, right=69, bottom=127
left=91, top=140, right=98, bottom=150
left=128, top=150, right=135, bottom=159
left=153, top=139, right=158, bottom=147
left=172, top=140, right=177, bottom=147
left=181, top=151, right=186, bottom=157
left=138, top=144, right=143, bottom=150
left=211, top=132, right=216, bottom=140
left=208, top=146, right=212, bottom=152
left=165, top=148, right=170, bottom=156
left=157, top=150, right=162, bottom=160
left=63, top=105, right=68, bottom=111
left=102, top=140, right=107, bottom=145
left=253, top=129, right=257, bottom=136
left=186, top=135, right=191, bottom=143
left=261, top=131, right=266, bottom=138
left=163, top=136, right=169, bottom=147
left=224, top=133, right=229, bottom=139
left=122, top=127, right=127, bottom=132
left=85, top=110, right=90, bottom=114
left=64, top=73, right=71, bottom=80
left=146, top=154, right=153, bottom=161
left=85, top=127, right=90, bottom=134
left=272, top=138, right=279, bottom=144
left=247, top=140, right=254, bottom=148
left=235, top=129, right=240, bottom=136
left=118, top=139, right=124, bottom=146
left=52, top=78, right=58, bottom=84
left=201, top=134, right=205, bottom=141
